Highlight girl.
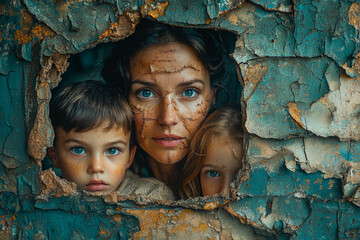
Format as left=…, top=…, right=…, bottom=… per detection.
left=182, top=106, right=244, bottom=198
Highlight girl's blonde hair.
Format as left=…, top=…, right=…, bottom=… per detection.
left=182, top=105, right=244, bottom=198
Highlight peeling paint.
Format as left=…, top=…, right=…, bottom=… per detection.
left=140, top=0, right=169, bottom=19
left=287, top=102, right=305, bottom=129
left=99, top=12, right=140, bottom=41
left=27, top=55, right=69, bottom=162
left=38, top=169, right=78, bottom=199
left=348, top=3, right=360, bottom=31
left=1, top=0, right=360, bottom=238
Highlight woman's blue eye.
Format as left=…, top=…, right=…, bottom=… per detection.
left=182, top=89, right=197, bottom=98
left=106, top=148, right=119, bottom=155
left=71, top=147, right=85, bottom=155
left=137, top=89, right=154, bottom=98
left=206, top=170, right=220, bottom=178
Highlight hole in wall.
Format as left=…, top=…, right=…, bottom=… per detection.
left=41, top=18, right=244, bottom=206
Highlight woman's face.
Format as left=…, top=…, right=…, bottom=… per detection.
left=129, top=42, right=213, bottom=165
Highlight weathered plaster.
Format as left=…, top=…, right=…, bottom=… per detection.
left=1, top=0, right=360, bottom=238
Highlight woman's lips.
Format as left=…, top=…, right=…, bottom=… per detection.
left=85, top=180, right=107, bottom=191
left=153, top=134, right=184, bottom=148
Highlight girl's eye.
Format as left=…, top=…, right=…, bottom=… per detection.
left=182, top=88, right=198, bottom=98
left=137, top=89, right=154, bottom=98
left=106, top=148, right=120, bottom=155
left=206, top=170, right=220, bottom=178
left=71, top=147, right=85, bottom=155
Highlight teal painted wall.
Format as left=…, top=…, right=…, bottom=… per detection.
left=1, top=0, right=360, bottom=239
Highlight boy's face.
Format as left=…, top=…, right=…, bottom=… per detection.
left=48, top=123, right=136, bottom=195
left=200, top=135, right=243, bottom=197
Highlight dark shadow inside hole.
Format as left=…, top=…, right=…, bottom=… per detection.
left=43, top=21, right=242, bottom=201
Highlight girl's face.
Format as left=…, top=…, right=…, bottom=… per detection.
left=129, top=42, right=213, bottom=165
left=200, top=135, right=243, bottom=197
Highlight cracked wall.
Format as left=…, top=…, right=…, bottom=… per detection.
left=1, top=0, right=360, bottom=239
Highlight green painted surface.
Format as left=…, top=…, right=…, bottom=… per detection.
left=1, top=0, right=360, bottom=238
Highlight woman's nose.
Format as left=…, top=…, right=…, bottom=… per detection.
left=158, top=97, right=179, bottom=126
left=87, top=154, right=105, bottom=174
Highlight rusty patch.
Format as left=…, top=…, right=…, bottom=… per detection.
left=27, top=102, right=53, bottom=162
left=38, top=169, right=78, bottom=199
left=125, top=208, right=217, bottom=238
left=38, top=55, right=70, bottom=86
left=140, top=0, right=169, bottom=19
left=226, top=3, right=255, bottom=27
left=224, top=204, right=265, bottom=229
left=348, top=3, right=360, bottom=31
left=203, top=201, right=222, bottom=210
left=14, top=29, right=32, bottom=45
left=243, top=63, right=268, bottom=101
left=14, top=9, right=55, bottom=44
left=15, top=24, right=55, bottom=45
left=99, top=12, right=140, bottom=41
left=287, top=102, right=305, bottom=129
left=27, top=55, right=69, bottom=163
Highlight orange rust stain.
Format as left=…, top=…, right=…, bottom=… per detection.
left=348, top=3, right=360, bottom=31
left=203, top=201, right=221, bottom=210
left=243, top=63, right=268, bottom=101
left=314, top=178, right=323, bottom=185
left=141, top=0, right=169, bottom=19
left=287, top=102, right=306, bottom=129
left=31, top=25, right=55, bottom=40
left=125, top=209, right=171, bottom=239
left=99, top=22, right=119, bottom=39
left=169, top=209, right=212, bottom=235
left=99, top=13, right=140, bottom=41
left=112, top=214, right=123, bottom=224
left=227, top=13, right=240, bottom=25
left=15, top=24, right=55, bottom=44
left=99, top=226, right=111, bottom=238
left=125, top=208, right=214, bottom=238
left=14, top=29, right=32, bottom=44
left=224, top=204, right=263, bottom=229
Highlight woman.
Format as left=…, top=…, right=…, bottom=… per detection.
left=102, top=19, right=226, bottom=194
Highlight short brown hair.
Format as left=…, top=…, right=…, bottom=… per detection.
left=49, top=80, right=134, bottom=146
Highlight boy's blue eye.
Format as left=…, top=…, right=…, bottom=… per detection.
left=206, top=170, right=220, bottom=178
left=182, top=89, right=197, bottom=98
left=106, top=148, right=119, bottom=155
left=137, top=89, right=154, bottom=98
left=71, top=147, right=85, bottom=155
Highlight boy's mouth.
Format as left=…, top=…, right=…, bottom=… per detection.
left=86, top=180, right=108, bottom=191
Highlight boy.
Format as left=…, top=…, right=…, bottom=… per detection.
left=47, top=80, right=175, bottom=200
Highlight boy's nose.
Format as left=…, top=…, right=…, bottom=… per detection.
left=88, top=154, right=105, bottom=174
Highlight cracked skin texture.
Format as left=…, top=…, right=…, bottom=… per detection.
left=129, top=42, right=213, bottom=166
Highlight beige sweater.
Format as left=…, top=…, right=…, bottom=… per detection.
left=116, top=170, right=175, bottom=201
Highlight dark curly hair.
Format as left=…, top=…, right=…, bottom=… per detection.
left=102, top=19, right=226, bottom=97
